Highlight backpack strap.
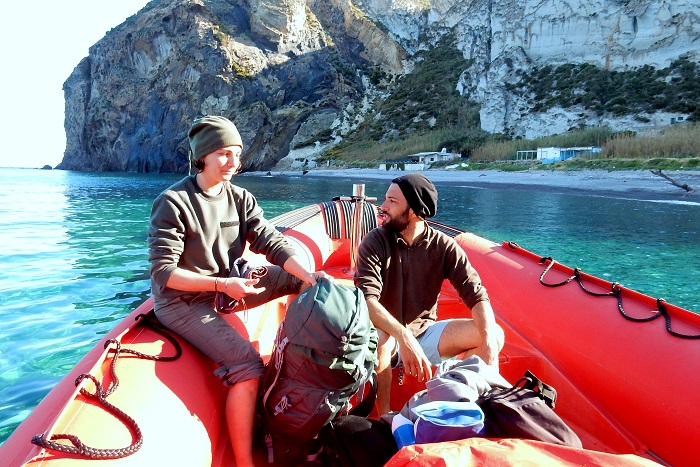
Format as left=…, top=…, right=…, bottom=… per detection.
left=262, top=322, right=289, bottom=408
left=348, top=371, right=378, bottom=418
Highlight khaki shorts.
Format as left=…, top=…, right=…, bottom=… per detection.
left=393, top=319, right=453, bottom=367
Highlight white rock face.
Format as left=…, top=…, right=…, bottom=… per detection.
left=249, top=0, right=325, bottom=53
left=360, top=0, right=429, bottom=48
left=465, top=0, right=699, bottom=136
left=373, top=0, right=700, bottom=137
left=427, top=0, right=700, bottom=69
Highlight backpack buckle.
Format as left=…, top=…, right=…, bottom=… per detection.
left=273, top=395, right=291, bottom=416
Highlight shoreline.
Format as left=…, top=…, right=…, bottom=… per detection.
left=242, top=168, right=700, bottom=202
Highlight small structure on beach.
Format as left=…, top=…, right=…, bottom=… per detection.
left=516, top=146, right=602, bottom=165
left=379, top=148, right=461, bottom=171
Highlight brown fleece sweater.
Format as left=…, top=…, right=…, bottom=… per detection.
left=147, top=175, right=296, bottom=304
left=354, top=224, right=489, bottom=337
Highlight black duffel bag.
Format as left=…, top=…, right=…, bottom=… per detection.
left=476, top=370, right=582, bottom=448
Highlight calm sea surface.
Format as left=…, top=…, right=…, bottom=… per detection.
left=1, top=167, right=699, bottom=444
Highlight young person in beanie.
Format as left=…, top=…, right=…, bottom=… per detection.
left=147, top=115, right=330, bottom=467
left=354, top=173, right=504, bottom=415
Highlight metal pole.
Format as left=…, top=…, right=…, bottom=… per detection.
left=348, top=184, right=376, bottom=273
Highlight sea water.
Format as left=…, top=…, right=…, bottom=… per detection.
left=0, top=167, right=698, bottom=445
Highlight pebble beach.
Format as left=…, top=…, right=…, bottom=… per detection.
left=252, top=168, right=700, bottom=202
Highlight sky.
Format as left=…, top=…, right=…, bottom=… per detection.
left=0, top=1, right=152, bottom=168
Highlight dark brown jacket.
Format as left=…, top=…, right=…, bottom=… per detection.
left=354, top=224, right=489, bottom=337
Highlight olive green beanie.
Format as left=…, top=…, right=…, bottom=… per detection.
left=187, top=116, right=243, bottom=161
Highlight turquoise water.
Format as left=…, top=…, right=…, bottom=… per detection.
left=0, top=168, right=698, bottom=445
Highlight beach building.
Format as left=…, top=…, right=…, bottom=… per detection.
left=515, top=150, right=538, bottom=161
left=379, top=148, right=461, bottom=171
left=516, top=146, right=602, bottom=165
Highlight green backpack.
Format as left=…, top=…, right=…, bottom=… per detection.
left=258, top=278, right=378, bottom=463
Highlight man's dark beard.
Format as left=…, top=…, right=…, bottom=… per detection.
left=384, top=207, right=411, bottom=232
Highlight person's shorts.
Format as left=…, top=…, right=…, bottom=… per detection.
left=393, top=319, right=453, bottom=367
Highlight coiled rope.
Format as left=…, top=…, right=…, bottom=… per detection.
left=536, top=254, right=700, bottom=339
left=31, top=313, right=182, bottom=459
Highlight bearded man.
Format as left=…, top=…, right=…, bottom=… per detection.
left=354, top=173, right=504, bottom=415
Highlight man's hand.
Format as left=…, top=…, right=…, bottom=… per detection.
left=306, top=270, right=334, bottom=286
left=397, top=330, right=433, bottom=382
left=282, top=256, right=334, bottom=287
left=473, top=332, right=501, bottom=368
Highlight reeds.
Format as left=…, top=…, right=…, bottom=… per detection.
left=470, top=124, right=700, bottom=161
left=329, top=123, right=700, bottom=168
left=601, top=124, right=700, bottom=158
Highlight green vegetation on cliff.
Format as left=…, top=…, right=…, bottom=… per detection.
left=372, top=44, right=480, bottom=135
left=324, top=39, right=486, bottom=164
left=513, top=57, right=700, bottom=121
left=324, top=43, right=700, bottom=170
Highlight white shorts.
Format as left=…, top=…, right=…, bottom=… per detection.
left=394, top=319, right=453, bottom=367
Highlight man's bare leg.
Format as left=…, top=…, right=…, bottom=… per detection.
left=375, top=329, right=395, bottom=415
left=438, top=319, right=504, bottom=364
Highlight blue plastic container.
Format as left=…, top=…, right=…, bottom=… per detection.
left=412, top=400, right=485, bottom=444
left=391, top=413, right=416, bottom=448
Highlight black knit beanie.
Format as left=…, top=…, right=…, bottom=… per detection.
left=392, top=173, right=438, bottom=218
left=188, top=116, right=243, bottom=161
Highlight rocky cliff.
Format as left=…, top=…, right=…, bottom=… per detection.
left=59, top=0, right=405, bottom=172
left=58, top=0, right=700, bottom=172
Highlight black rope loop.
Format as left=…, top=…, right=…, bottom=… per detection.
left=31, top=311, right=182, bottom=458
left=538, top=259, right=700, bottom=339
left=127, top=314, right=183, bottom=361
left=573, top=271, right=619, bottom=298
left=657, top=299, right=700, bottom=339
left=539, top=258, right=578, bottom=287
left=92, top=314, right=182, bottom=363
left=616, top=294, right=662, bottom=323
